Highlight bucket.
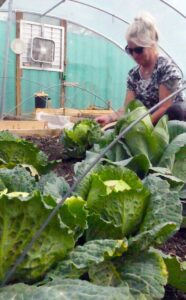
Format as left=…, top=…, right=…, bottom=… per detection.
left=34, top=92, right=48, bottom=109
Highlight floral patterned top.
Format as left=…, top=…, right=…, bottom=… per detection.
left=127, top=55, right=185, bottom=109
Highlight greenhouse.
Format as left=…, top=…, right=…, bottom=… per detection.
left=0, top=0, right=185, bottom=299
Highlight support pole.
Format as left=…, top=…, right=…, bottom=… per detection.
left=60, top=19, right=67, bottom=108
left=15, top=11, right=23, bottom=116
left=0, top=0, right=13, bottom=118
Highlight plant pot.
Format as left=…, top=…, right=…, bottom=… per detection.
left=35, top=96, right=47, bottom=108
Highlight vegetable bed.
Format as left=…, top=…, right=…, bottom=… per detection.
left=24, top=134, right=186, bottom=299
left=0, top=104, right=185, bottom=299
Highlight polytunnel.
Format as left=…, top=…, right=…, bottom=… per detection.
left=0, top=1, right=185, bottom=299
left=0, top=0, right=186, bottom=117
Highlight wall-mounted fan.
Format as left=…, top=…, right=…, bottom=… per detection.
left=31, top=37, right=55, bottom=63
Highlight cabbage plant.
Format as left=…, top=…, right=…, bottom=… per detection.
left=0, top=131, right=57, bottom=174
left=0, top=166, right=87, bottom=283
left=61, top=119, right=102, bottom=159
left=0, top=165, right=184, bottom=299
left=0, top=190, right=74, bottom=282
left=77, top=101, right=186, bottom=183
left=77, top=165, right=150, bottom=240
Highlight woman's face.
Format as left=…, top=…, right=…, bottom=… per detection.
left=126, top=41, right=156, bottom=66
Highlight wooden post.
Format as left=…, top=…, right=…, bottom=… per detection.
left=15, top=12, right=23, bottom=116
left=60, top=19, right=67, bottom=108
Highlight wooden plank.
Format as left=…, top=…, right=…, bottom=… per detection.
left=0, top=120, right=48, bottom=130
left=35, top=107, right=114, bottom=117
left=16, top=12, right=23, bottom=116
left=9, top=128, right=62, bottom=137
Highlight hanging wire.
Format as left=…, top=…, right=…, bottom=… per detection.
left=1, top=80, right=115, bottom=118
left=1, top=84, right=186, bottom=287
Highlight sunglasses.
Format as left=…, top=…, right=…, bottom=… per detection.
left=125, top=45, right=144, bottom=55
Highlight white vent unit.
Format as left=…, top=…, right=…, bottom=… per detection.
left=20, top=20, right=64, bottom=72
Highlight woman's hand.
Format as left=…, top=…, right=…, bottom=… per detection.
left=95, top=114, right=112, bottom=126
left=95, top=109, right=125, bottom=126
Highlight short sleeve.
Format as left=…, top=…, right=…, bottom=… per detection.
left=127, top=72, right=135, bottom=91
left=158, top=58, right=183, bottom=92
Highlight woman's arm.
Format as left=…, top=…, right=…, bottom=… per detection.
left=124, top=90, right=136, bottom=108
left=151, top=84, right=173, bottom=124
left=109, top=90, right=136, bottom=121
left=95, top=90, right=135, bottom=126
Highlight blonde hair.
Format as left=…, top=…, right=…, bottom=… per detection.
left=126, top=12, right=159, bottom=47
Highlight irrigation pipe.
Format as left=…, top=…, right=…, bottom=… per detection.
left=1, top=84, right=186, bottom=287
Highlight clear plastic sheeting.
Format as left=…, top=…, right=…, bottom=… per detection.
left=1, top=0, right=186, bottom=76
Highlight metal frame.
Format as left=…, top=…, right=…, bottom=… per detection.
left=0, top=0, right=186, bottom=285
left=0, top=1, right=181, bottom=69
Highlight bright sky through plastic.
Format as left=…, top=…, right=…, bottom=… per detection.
left=1, top=0, right=186, bottom=75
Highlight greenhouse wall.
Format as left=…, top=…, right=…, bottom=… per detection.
left=0, top=20, right=16, bottom=115
left=0, top=17, right=135, bottom=116
left=20, top=70, right=61, bottom=114
left=65, top=30, right=135, bottom=111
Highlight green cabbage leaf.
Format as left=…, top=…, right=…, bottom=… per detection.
left=61, top=119, right=102, bottom=159
left=78, top=165, right=150, bottom=240
left=0, top=190, right=75, bottom=282
left=0, top=131, right=57, bottom=174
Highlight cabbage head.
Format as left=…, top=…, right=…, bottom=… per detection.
left=61, top=119, right=102, bottom=159
left=77, top=165, right=150, bottom=240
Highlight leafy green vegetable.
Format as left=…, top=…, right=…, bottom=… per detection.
left=0, top=131, right=21, bottom=141
left=0, top=167, right=70, bottom=202
left=0, top=131, right=57, bottom=174
left=78, top=165, right=150, bottom=240
left=0, top=125, right=184, bottom=298
left=154, top=250, right=186, bottom=292
left=0, top=191, right=74, bottom=282
left=168, top=120, right=186, bottom=141
left=68, top=239, right=128, bottom=269
left=61, top=118, right=102, bottom=159
left=159, top=133, right=186, bottom=181
left=164, top=256, right=186, bottom=292
left=58, top=196, right=88, bottom=241
left=139, top=175, right=182, bottom=243
left=115, top=105, right=169, bottom=165
left=0, top=279, right=134, bottom=300
left=0, top=166, right=37, bottom=193
left=38, top=171, right=70, bottom=201
left=89, top=251, right=167, bottom=299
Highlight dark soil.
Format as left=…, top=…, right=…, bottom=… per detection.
left=25, top=135, right=76, bottom=184
left=24, top=134, right=186, bottom=299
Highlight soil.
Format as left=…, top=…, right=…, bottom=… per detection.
left=24, top=134, right=186, bottom=299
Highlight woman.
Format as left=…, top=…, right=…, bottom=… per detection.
left=96, top=12, right=186, bottom=126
